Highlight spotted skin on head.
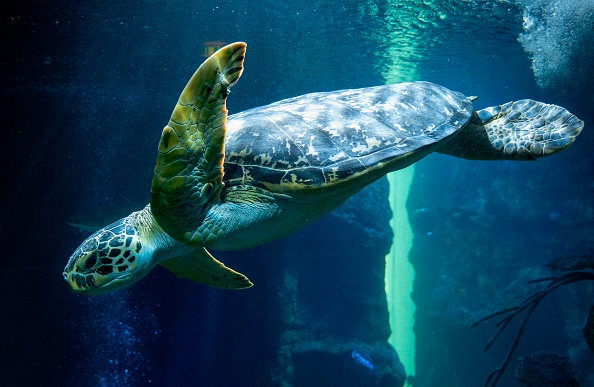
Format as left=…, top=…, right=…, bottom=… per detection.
left=63, top=217, right=141, bottom=295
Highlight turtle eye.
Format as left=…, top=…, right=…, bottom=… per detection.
left=82, top=252, right=98, bottom=270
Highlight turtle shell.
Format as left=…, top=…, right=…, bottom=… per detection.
left=224, top=81, right=472, bottom=195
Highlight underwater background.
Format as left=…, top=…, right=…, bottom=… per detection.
left=1, top=0, right=593, bottom=386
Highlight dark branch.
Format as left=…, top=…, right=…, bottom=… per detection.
left=474, top=270, right=594, bottom=387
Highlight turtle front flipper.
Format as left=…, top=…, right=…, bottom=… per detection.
left=160, top=248, right=253, bottom=289
left=151, top=42, right=246, bottom=245
left=438, top=99, right=584, bottom=160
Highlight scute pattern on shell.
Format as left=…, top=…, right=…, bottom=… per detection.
left=223, top=82, right=472, bottom=191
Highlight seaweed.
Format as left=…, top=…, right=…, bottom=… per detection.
left=473, top=248, right=594, bottom=387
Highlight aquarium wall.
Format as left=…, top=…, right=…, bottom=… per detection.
left=2, top=1, right=593, bottom=387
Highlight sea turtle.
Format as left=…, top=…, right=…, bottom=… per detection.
left=63, top=42, right=584, bottom=295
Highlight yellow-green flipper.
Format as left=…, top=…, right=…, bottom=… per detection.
left=150, top=42, right=245, bottom=245
left=160, top=248, right=252, bottom=289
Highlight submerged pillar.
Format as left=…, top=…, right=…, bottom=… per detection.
left=385, top=168, right=417, bottom=381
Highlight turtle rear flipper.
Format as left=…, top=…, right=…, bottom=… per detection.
left=438, top=99, right=584, bottom=160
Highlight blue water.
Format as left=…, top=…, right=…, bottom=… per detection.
left=2, top=1, right=593, bottom=386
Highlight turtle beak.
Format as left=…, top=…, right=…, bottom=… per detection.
left=63, top=270, right=96, bottom=294
left=63, top=267, right=138, bottom=296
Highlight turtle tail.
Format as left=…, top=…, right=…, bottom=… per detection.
left=438, top=99, right=584, bottom=160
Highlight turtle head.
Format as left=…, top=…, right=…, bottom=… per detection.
left=63, top=216, right=149, bottom=295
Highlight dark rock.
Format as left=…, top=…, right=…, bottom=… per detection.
left=547, top=249, right=594, bottom=272
left=268, top=177, right=405, bottom=386
left=515, top=351, right=579, bottom=387
left=584, top=305, right=594, bottom=353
